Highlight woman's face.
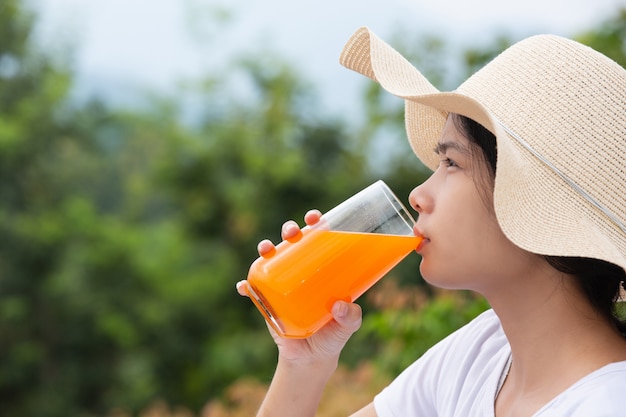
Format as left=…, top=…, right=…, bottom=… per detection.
left=409, top=117, right=533, bottom=293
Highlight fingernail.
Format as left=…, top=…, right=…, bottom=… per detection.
left=236, top=281, right=248, bottom=296
left=285, top=226, right=303, bottom=243
left=333, top=301, right=347, bottom=318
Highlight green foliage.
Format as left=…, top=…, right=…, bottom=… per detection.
left=0, top=2, right=376, bottom=415
left=462, top=35, right=513, bottom=79
left=575, top=9, right=626, bottom=68
left=0, top=1, right=624, bottom=416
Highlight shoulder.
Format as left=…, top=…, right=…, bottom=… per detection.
left=426, top=308, right=509, bottom=379
left=445, top=308, right=503, bottom=345
left=374, top=309, right=511, bottom=417
left=425, top=308, right=507, bottom=362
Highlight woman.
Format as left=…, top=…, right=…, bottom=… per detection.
left=237, top=27, right=626, bottom=416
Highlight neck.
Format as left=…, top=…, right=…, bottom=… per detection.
left=483, top=261, right=626, bottom=391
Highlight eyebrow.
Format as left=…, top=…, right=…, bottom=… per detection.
left=433, top=140, right=470, bottom=155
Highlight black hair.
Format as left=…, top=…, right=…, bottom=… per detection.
left=450, top=113, right=626, bottom=337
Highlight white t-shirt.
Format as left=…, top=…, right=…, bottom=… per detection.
left=374, top=309, right=626, bottom=417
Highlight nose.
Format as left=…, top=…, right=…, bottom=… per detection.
left=409, top=177, right=434, bottom=215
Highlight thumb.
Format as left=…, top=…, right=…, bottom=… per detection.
left=289, top=301, right=362, bottom=360
left=331, top=300, right=362, bottom=335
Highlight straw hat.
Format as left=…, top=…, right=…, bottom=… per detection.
left=339, top=27, right=626, bottom=272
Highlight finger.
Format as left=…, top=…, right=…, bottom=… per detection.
left=236, top=280, right=250, bottom=297
left=257, top=239, right=276, bottom=257
left=311, top=301, right=362, bottom=356
left=331, top=301, right=362, bottom=334
left=281, top=220, right=302, bottom=242
left=265, top=320, right=280, bottom=339
left=304, top=209, right=322, bottom=226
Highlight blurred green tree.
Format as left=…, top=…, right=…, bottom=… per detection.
left=0, top=1, right=376, bottom=415
left=0, top=0, right=624, bottom=415
left=576, top=8, right=626, bottom=67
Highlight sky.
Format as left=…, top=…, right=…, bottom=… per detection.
left=34, top=0, right=626, bottom=114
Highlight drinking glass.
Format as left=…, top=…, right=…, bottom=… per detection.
left=244, top=180, right=421, bottom=338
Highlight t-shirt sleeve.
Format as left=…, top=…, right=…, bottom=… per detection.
left=373, top=335, right=442, bottom=417
left=373, top=309, right=510, bottom=417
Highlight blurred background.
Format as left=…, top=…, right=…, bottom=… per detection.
left=1, top=0, right=625, bottom=416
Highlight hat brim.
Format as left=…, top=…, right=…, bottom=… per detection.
left=339, top=27, right=501, bottom=170
left=340, top=27, right=626, bottom=270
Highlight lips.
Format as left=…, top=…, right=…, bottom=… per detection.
left=416, top=239, right=427, bottom=253
left=413, top=226, right=427, bottom=252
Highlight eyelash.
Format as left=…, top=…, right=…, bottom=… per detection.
left=441, top=157, right=458, bottom=168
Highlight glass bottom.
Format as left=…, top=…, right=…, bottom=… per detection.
left=246, top=282, right=286, bottom=337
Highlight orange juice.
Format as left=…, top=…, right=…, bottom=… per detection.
left=246, top=228, right=422, bottom=338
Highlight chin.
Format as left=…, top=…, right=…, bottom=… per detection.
left=420, top=263, right=470, bottom=291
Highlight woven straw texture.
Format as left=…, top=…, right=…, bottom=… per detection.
left=339, top=27, right=626, bottom=271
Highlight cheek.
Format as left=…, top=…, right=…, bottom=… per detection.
left=419, top=255, right=473, bottom=290
left=420, top=221, right=518, bottom=290
left=419, top=200, right=500, bottom=288
left=418, top=233, right=479, bottom=289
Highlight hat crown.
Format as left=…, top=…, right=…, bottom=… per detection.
left=458, top=35, right=626, bottom=246
left=459, top=35, right=626, bottom=155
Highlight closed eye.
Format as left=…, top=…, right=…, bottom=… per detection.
left=441, top=157, right=458, bottom=168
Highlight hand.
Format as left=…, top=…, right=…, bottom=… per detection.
left=236, top=209, right=363, bottom=364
